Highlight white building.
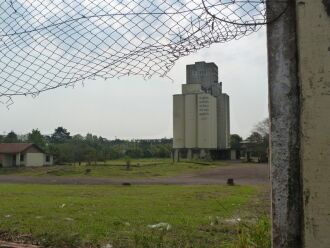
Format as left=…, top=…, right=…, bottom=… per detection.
left=173, top=62, right=230, bottom=160
left=0, top=143, right=53, bottom=167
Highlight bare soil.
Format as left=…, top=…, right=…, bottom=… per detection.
left=0, top=163, right=269, bottom=185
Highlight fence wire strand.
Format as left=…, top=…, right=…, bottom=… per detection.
left=0, top=0, right=288, bottom=103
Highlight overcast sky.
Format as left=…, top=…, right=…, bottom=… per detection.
left=0, top=27, right=268, bottom=140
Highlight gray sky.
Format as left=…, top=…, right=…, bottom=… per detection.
left=0, top=27, right=268, bottom=140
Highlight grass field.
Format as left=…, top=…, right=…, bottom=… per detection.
left=0, top=158, right=231, bottom=178
left=0, top=184, right=270, bottom=248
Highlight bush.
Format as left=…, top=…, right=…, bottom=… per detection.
left=235, top=216, right=271, bottom=248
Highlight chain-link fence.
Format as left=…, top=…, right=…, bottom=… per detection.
left=0, top=0, right=288, bottom=104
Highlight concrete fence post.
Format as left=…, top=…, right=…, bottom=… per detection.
left=267, top=0, right=302, bottom=247
left=296, top=0, right=330, bottom=247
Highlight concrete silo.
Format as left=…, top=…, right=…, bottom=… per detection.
left=173, top=61, right=230, bottom=160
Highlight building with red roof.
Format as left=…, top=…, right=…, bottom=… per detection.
left=0, top=143, right=53, bottom=167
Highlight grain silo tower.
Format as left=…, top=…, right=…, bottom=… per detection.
left=173, top=61, right=230, bottom=160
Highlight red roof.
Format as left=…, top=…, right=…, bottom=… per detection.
left=0, top=143, right=43, bottom=154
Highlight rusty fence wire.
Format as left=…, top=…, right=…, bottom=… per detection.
left=0, top=0, right=288, bottom=105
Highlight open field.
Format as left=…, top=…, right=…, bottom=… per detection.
left=0, top=159, right=263, bottom=180
left=0, top=162, right=269, bottom=185
left=0, top=184, right=270, bottom=248
left=0, top=158, right=223, bottom=178
left=0, top=160, right=271, bottom=247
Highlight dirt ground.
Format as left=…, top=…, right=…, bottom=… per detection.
left=0, top=163, right=269, bottom=185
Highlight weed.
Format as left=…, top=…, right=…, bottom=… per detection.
left=235, top=216, right=271, bottom=248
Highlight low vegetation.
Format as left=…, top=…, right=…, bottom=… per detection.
left=235, top=216, right=271, bottom=248
left=0, top=184, right=270, bottom=248
left=0, top=158, right=233, bottom=178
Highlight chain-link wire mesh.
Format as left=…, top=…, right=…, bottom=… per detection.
left=0, top=0, right=288, bottom=104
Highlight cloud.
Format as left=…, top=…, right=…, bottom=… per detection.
left=1, top=0, right=267, bottom=100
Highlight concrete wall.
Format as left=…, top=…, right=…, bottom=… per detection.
left=173, top=92, right=218, bottom=149
left=211, top=83, right=222, bottom=97
left=1, top=154, right=13, bottom=167
left=217, top=94, right=230, bottom=149
left=186, top=62, right=218, bottom=90
left=224, top=94, right=230, bottom=148
left=296, top=0, right=330, bottom=247
left=182, top=84, right=203, bottom=94
left=197, top=93, right=217, bottom=148
left=26, top=153, right=44, bottom=167
left=185, top=94, right=197, bottom=148
left=173, top=94, right=185, bottom=148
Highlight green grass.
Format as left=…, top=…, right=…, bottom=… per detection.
left=235, top=216, right=271, bottom=248
left=0, top=158, right=234, bottom=178
left=0, top=184, right=269, bottom=247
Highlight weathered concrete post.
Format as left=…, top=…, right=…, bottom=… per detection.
left=267, top=0, right=302, bottom=247
left=296, top=1, right=330, bottom=247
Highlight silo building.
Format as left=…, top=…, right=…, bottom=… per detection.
left=173, top=61, right=230, bottom=160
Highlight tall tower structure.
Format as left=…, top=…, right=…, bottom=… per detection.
left=186, top=62, right=218, bottom=91
left=173, top=61, right=230, bottom=160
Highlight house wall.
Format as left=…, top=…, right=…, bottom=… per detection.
left=25, top=153, right=44, bottom=167
left=1, top=154, right=13, bottom=167
left=16, top=153, right=25, bottom=166
left=296, top=0, right=330, bottom=247
left=25, top=146, right=43, bottom=153
left=44, top=155, right=53, bottom=166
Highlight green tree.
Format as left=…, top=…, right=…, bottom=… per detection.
left=71, top=134, right=86, bottom=165
left=245, top=118, right=270, bottom=162
left=49, top=143, right=74, bottom=164
left=51, top=127, right=71, bottom=143
left=28, top=129, right=46, bottom=149
left=253, top=118, right=269, bottom=137
left=4, top=131, right=18, bottom=143
left=254, top=118, right=270, bottom=155
left=85, top=147, right=97, bottom=165
left=247, top=132, right=263, bottom=143
left=108, top=146, right=122, bottom=160
left=230, top=134, right=243, bottom=149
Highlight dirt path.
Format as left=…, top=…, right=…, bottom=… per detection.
left=0, top=163, right=269, bottom=185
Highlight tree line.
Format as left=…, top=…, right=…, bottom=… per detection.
left=0, top=118, right=269, bottom=163
left=0, top=127, right=172, bottom=164
left=230, top=118, right=269, bottom=161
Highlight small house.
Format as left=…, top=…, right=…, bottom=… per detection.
left=0, top=143, right=53, bottom=167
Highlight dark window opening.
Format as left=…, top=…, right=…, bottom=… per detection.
left=46, top=155, right=50, bottom=162
left=20, top=154, right=24, bottom=162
